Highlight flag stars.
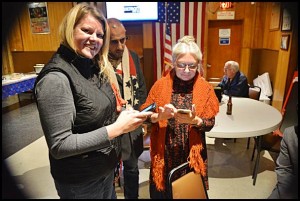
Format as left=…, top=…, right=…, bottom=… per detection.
left=125, top=80, right=131, bottom=89
left=158, top=2, right=180, bottom=23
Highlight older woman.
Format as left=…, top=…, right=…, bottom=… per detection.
left=140, top=35, right=219, bottom=199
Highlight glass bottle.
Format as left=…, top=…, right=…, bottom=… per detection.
left=226, top=95, right=232, bottom=115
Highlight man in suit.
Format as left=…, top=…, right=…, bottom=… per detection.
left=107, top=18, right=147, bottom=199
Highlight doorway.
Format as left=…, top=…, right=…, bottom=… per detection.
left=206, top=20, right=243, bottom=79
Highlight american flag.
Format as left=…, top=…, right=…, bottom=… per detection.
left=153, top=2, right=206, bottom=81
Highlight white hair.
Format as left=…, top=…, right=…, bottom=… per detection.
left=172, top=35, right=202, bottom=63
left=225, top=61, right=239, bottom=72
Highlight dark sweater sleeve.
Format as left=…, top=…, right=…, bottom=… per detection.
left=35, top=72, right=111, bottom=159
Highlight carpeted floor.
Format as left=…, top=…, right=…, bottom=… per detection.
left=2, top=94, right=42, bottom=159
left=3, top=94, right=278, bottom=199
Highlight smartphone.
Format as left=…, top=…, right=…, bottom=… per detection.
left=177, top=109, right=191, bottom=114
left=141, top=103, right=156, bottom=112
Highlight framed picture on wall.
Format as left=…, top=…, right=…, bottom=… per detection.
left=281, top=8, right=292, bottom=31
left=269, top=2, right=281, bottom=31
left=280, top=35, right=290, bottom=50
left=28, top=2, right=50, bottom=34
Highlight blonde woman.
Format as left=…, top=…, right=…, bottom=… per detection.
left=34, top=3, right=151, bottom=198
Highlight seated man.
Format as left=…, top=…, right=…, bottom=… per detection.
left=218, top=60, right=249, bottom=97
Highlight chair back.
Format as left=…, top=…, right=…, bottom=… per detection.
left=168, top=162, right=208, bottom=199
left=208, top=77, right=222, bottom=82
left=208, top=77, right=222, bottom=87
left=261, top=133, right=281, bottom=152
left=249, top=86, right=261, bottom=100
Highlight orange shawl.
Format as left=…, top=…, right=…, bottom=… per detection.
left=140, top=70, right=219, bottom=191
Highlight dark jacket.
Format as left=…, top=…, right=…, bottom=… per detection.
left=218, top=71, right=249, bottom=97
left=34, top=45, right=121, bottom=183
left=268, top=125, right=298, bottom=199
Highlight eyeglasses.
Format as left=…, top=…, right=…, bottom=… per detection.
left=110, top=36, right=128, bottom=45
left=176, top=63, right=198, bottom=70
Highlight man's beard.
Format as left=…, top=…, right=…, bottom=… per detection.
left=108, top=51, right=123, bottom=61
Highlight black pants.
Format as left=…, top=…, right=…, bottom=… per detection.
left=123, top=150, right=140, bottom=199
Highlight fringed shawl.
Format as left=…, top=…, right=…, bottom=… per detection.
left=141, top=69, right=219, bottom=191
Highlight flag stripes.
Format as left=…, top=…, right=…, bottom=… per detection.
left=153, top=2, right=206, bottom=81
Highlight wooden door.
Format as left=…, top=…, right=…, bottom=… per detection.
left=206, top=20, right=243, bottom=79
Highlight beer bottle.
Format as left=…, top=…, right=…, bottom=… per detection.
left=226, top=95, right=232, bottom=115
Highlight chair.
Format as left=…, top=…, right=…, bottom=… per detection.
left=167, top=162, right=208, bottom=199
left=208, top=81, right=219, bottom=87
left=208, top=77, right=222, bottom=87
left=249, top=85, right=261, bottom=100
left=251, top=131, right=282, bottom=185
left=208, top=77, right=222, bottom=82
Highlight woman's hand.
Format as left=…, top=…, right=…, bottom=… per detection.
left=175, top=104, right=202, bottom=125
left=149, top=104, right=175, bottom=123
left=106, top=109, right=153, bottom=139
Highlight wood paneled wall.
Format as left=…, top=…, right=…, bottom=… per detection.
left=2, top=41, right=14, bottom=74
left=250, top=49, right=279, bottom=85
left=16, top=2, right=73, bottom=51
left=123, top=22, right=144, bottom=58
left=3, top=2, right=297, bottom=109
left=204, top=2, right=298, bottom=110
left=12, top=52, right=55, bottom=73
